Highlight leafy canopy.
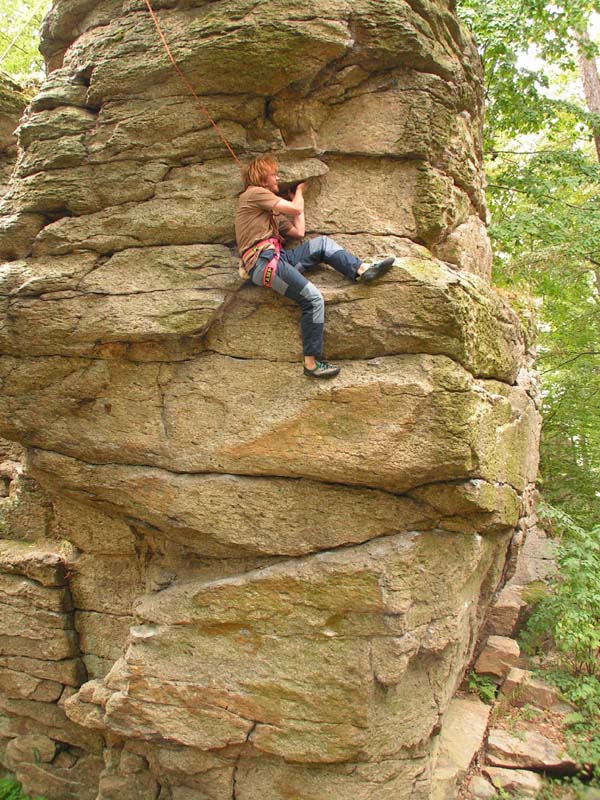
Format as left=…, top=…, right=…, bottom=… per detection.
left=457, top=0, right=600, bottom=526
left=458, top=0, right=600, bottom=147
left=0, top=0, right=50, bottom=85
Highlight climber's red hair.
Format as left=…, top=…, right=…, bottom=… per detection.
left=242, top=156, right=278, bottom=189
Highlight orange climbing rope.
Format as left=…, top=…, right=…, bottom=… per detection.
left=144, top=0, right=243, bottom=167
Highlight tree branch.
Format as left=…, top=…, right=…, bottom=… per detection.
left=487, top=183, right=591, bottom=210
left=540, top=351, right=600, bottom=373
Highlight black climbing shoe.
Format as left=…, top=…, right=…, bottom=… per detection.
left=357, top=256, right=395, bottom=283
left=303, top=360, right=341, bottom=379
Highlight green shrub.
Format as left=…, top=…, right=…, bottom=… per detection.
left=0, top=778, right=46, bottom=800
left=520, top=504, right=600, bottom=677
left=520, top=503, right=600, bottom=783
left=466, top=670, right=497, bottom=704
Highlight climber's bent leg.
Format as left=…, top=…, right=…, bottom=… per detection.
left=250, top=252, right=324, bottom=357
left=285, top=235, right=362, bottom=280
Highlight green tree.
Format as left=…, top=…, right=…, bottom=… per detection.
left=490, top=138, right=600, bottom=523
left=0, top=0, right=50, bottom=85
left=457, top=0, right=600, bottom=526
left=458, top=0, right=600, bottom=149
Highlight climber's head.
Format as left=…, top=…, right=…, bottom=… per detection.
left=242, top=156, right=279, bottom=193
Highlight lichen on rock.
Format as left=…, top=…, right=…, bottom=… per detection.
left=0, top=0, right=540, bottom=798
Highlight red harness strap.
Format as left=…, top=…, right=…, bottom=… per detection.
left=240, top=234, right=282, bottom=285
left=260, top=239, right=281, bottom=288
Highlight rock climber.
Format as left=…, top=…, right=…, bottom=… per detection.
left=235, top=155, right=395, bottom=379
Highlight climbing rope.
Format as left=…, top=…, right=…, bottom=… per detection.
left=143, top=0, right=243, bottom=167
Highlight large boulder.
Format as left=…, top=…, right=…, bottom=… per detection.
left=0, top=0, right=540, bottom=797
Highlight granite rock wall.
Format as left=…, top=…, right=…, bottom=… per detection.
left=0, top=1, right=540, bottom=798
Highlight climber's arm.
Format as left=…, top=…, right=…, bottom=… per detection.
left=273, top=183, right=306, bottom=238
left=272, top=182, right=306, bottom=217
left=284, top=209, right=306, bottom=239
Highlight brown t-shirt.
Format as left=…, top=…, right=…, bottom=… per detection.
left=235, top=186, right=293, bottom=264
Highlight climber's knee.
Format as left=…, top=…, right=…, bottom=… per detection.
left=308, top=235, right=343, bottom=262
left=299, top=282, right=324, bottom=323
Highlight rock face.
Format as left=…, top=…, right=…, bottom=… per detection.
left=0, top=75, right=26, bottom=198
left=0, top=0, right=540, bottom=798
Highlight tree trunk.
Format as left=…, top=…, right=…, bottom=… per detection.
left=578, top=28, right=600, bottom=163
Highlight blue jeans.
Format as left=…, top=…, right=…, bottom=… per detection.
left=249, top=235, right=362, bottom=357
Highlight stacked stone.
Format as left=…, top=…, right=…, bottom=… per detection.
left=0, top=540, right=103, bottom=799
left=0, top=0, right=541, bottom=798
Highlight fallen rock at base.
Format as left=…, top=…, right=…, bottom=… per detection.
left=468, top=775, right=497, bottom=799
left=431, top=694, right=492, bottom=800
left=501, top=667, right=574, bottom=713
left=486, top=727, right=578, bottom=772
left=487, top=584, right=527, bottom=637
left=483, top=766, right=543, bottom=797
left=474, top=635, right=520, bottom=681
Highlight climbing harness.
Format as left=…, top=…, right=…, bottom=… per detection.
left=144, top=0, right=242, bottom=167
left=240, top=236, right=282, bottom=285
left=238, top=204, right=287, bottom=280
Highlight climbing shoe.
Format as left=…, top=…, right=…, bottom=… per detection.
left=303, top=360, right=341, bottom=379
left=357, top=256, right=395, bottom=283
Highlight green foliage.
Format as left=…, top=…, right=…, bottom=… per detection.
left=459, top=0, right=600, bottom=528
left=0, top=0, right=50, bottom=85
left=520, top=505, right=600, bottom=783
left=458, top=0, right=553, bottom=145
left=0, top=778, right=46, bottom=800
left=489, top=143, right=600, bottom=525
left=537, top=775, right=596, bottom=799
left=521, top=504, right=600, bottom=676
left=466, top=670, right=497, bottom=704
left=541, top=665, right=600, bottom=782
left=457, top=0, right=600, bottom=147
